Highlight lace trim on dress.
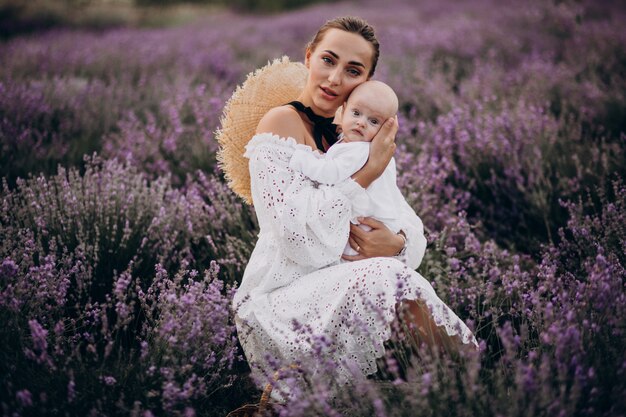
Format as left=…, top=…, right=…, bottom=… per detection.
left=245, top=132, right=325, bottom=159
left=245, top=132, right=366, bottom=199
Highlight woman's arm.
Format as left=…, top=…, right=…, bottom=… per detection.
left=344, top=151, right=428, bottom=268
left=342, top=217, right=406, bottom=261
left=351, top=116, right=399, bottom=188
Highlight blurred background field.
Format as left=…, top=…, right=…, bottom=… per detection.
left=1, top=0, right=625, bottom=416
left=0, top=0, right=332, bottom=37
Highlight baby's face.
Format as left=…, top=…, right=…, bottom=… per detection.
left=340, top=85, right=396, bottom=143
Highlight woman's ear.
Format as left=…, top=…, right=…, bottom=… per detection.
left=304, top=48, right=312, bottom=68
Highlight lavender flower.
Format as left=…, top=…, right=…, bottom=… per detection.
left=16, top=389, right=33, bottom=407
left=1, top=0, right=625, bottom=415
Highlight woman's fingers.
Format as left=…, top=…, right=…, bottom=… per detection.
left=369, top=117, right=398, bottom=168
left=376, top=116, right=398, bottom=143
left=347, top=236, right=360, bottom=252
left=350, top=217, right=402, bottom=257
left=350, top=217, right=383, bottom=240
left=357, top=216, right=385, bottom=230
left=353, top=117, right=399, bottom=189
left=383, top=117, right=399, bottom=146
left=372, top=118, right=397, bottom=149
left=349, top=222, right=369, bottom=241
left=341, top=252, right=367, bottom=262
left=350, top=223, right=370, bottom=247
left=348, top=217, right=400, bottom=259
left=370, top=118, right=394, bottom=142
left=349, top=218, right=380, bottom=257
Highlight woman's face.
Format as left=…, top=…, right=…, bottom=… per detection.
left=302, top=28, right=374, bottom=117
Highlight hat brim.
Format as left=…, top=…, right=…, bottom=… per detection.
left=216, top=56, right=308, bottom=204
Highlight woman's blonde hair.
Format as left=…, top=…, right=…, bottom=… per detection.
left=306, top=16, right=380, bottom=77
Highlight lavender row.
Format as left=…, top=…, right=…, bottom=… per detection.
left=1, top=0, right=625, bottom=415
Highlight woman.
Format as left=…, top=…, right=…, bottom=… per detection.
left=232, top=16, right=477, bottom=394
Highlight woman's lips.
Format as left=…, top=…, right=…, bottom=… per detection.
left=319, top=86, right=338, bottom=101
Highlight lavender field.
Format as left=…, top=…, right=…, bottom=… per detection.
left=1, top=0, right=625, bottom=415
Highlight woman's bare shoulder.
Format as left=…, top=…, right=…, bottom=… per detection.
left=256, top=105, right=306, bottom=143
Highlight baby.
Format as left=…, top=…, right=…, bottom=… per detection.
left=289, top=80, right=405, bottom=257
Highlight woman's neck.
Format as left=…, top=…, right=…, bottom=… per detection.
left=295, top=94, right=336, bottom=118
left=288, top=100, right=333, bottom=153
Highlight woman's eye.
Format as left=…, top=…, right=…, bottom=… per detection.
left=322, top=56, right=333, bottom=65
left=348, top=68, right=361, bottom=77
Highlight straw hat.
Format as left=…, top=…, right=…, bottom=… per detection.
left=216, top=56, right=308, bottom=204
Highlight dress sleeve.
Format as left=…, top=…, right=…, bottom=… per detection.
left=383, top=158, right=428, bottom=270
left=288, top=143, right=369, bottom=185
left=246, top=135, right=370, bottom=268
left=394, top=201, right=428, bottom=270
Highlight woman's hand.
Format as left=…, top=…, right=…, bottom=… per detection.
left=342, top=216, right=405, bottom=261
left=351, top=116, right=399, bottom=188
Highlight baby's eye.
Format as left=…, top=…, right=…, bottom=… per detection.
left=369, top=118, right=379, bottom=125
left=352, top=109, right=360, bottom=116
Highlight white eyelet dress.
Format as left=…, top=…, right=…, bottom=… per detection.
left=233, top=133, right=478, bottom=394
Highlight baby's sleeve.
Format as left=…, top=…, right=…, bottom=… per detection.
left=288, top=144, right=369, bottom=185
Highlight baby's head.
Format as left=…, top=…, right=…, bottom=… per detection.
left=340, top=80, right=398, bottom=143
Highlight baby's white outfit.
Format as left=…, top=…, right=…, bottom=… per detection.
left=289, top=138, right=403, bottom=256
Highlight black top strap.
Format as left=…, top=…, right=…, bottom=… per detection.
left=287, top=101, right=338, bottom=152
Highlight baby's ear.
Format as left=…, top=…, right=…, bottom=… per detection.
left=334, top=105, right=344, bottom=124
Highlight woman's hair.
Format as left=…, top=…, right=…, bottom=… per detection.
left=306, top=16, right=380, bottom=77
